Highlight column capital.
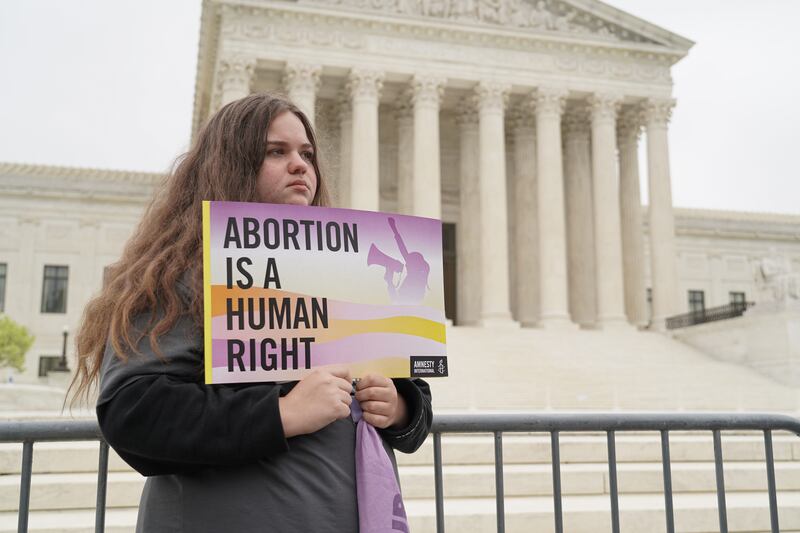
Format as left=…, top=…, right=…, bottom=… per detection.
left=642, top=98, right=676, bottom=127
left=474, top=81, right=510, bottom=115
left=455, top=97, right=479, bottom=128
left=217, top=55, right=256, bottom=88
left=214, top=54, right=257, bottom=110
left=347, top=69, right=384, bottom=102
left=411, top=75, right=446, bottom=108
left=562, top=106, right=591, bottom=139
left=283, top=62, right=322, bottom=94
left=587, top=93, right=622, bottom=124
left=532, top=86, right=568, bottom=117
left=617, top=106, right=643, bottom=145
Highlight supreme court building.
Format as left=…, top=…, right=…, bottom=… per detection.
left=193, top=0, right=693, bottom=330
left=3, top=1, right=800, bottom=387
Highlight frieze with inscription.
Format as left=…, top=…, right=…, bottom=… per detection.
left=219, top=8, right=672, bottom=85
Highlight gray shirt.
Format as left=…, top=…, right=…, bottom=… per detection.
left=97, top=299, right=430, bottom=532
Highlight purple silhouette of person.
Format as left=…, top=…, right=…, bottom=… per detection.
left=368, top=218, right=431, bottom=305
left=387, top=217, right=430, bottom=305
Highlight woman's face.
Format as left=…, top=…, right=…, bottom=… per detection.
left=257, top=111, right=318, bottom=205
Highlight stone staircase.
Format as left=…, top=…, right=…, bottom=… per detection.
left=1, top=430, right=800, bottom=532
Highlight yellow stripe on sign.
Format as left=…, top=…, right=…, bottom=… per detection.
left=332, top=316, right=446, bottom=344
left=202, top=201, right=213, bottom=384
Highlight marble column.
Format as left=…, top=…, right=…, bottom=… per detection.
left=475, top=81, right=515, bottom=326
left=534, top=87, right=573, bottom=328
left=283, top=63, right=321, bottom=126
left=588, top=93, right=628, bottom=327
left=562, top=106, right=597, bottom=328
left=411, top=75, right=445, bottom=218
left=617, top=107, right=648, bottom=327
left=347, top=69, right=384, bottom=211
left=395, top=92, right=414, bottom=215
left=456, top=101, right=481, bottom=325
left=510, top=104, right=539, bottom=327
left=215, top=56, right=255, bottom=110
left=644, top=98, right=680, bottom=329
left=336, top=93, right=352, bottom=208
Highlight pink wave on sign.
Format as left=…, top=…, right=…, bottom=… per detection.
left=310, top=332, right=444, bottom=366
left=327, top=300, right=445, bottom=322
left=211, top=332, right=444, bottom=369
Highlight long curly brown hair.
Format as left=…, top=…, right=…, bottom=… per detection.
left=68, top=93, right=331, bottom=406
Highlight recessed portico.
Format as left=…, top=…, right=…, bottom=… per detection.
left=194, top=0, right=692, bottom=329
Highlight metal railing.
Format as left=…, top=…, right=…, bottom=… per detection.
left=1, top=413, right=799, bottom=533
left=666, top=301, right=754, bottom=329
left=430, top=413, right=800, bottom=533
left=0, top=420, right=106, bottom=533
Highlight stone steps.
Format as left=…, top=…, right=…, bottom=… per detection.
left=0, top=508, right=139, bottom=533
left=2, top=432, right=797, bottom=474
left=400, top=461, right=800, bottom=499
left=397, top=432, right=800, bottom=466
left=1, top=431, right=799, bottom=531
left=0, top=460, right=798, bottom=513
left=1, top=493, right=799, bottom=533
left=404, top=491, right=800, bottom=533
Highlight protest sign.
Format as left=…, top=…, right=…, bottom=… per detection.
left=202, top=200, right=448, bottom=384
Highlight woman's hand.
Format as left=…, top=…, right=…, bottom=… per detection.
left=355, top=374, right=409, bottom=429
left=278, top=366, right=352, bottom=438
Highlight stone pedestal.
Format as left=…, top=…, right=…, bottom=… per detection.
left=743, top=311, right=800, bottom=386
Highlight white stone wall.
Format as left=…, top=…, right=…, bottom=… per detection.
left=644, top=209, right=800, bottom=314
left=2, top=162, right=800, bottom=382
left=0, top=164, right=157, bottom=382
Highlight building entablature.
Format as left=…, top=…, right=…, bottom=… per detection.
left=642, top=207, right=800, bottom=243
left=0, top=163, right=160, bottom=204
left=193, top=0, right=693, bottom=132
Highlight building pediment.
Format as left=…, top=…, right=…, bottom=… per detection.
left=294, top=0, right=693, bottom=50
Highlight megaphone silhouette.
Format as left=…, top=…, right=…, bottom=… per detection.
left=368, top=243, right=404, bottom=285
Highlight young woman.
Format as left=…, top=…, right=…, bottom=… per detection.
left=70, top=93, right=432, bottom=532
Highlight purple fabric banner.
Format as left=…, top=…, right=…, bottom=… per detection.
left=351, top=399, right=410, bottom=533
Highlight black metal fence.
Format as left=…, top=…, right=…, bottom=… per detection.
left=666, top=301, right=754, bottom=329
left=2, top=413, right=799, bottom=533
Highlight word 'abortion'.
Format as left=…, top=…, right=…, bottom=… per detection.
left=224, top=217, right=359, bottom=252
left=225, top=257, right=330, bottom=373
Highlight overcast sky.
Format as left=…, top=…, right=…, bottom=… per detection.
left=0, top=0, right=798, bottom=214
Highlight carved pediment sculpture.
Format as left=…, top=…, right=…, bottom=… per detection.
left=297, top=0, right=659, bottom=44
left=753, top=250, right=800, bottom=310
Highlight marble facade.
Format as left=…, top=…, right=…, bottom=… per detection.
left=194, top=0, right=693, bottom=329
left=2, top=1, right=799, bottom=381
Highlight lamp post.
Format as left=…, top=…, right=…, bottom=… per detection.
left=58, top=325, right=69, bottom=371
